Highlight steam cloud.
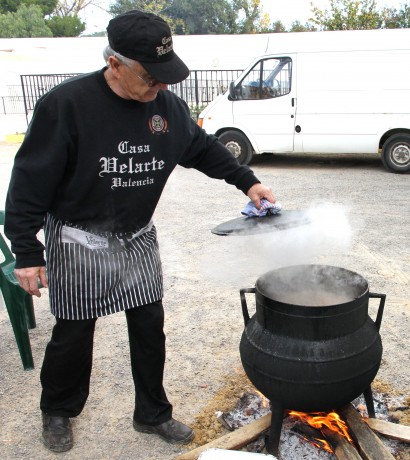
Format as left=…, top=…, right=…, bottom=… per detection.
left=200, top=203, right=354, bottom=287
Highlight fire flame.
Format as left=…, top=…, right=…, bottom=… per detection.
left=289, top=410, right=353, bottom=453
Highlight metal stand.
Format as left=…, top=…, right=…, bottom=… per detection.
left=363, top=386, right=376, bottom=418
left=266, top=401, right=284, bottom=456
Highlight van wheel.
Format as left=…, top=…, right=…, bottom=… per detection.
left=381, top=134, right=410, bottom=173
left=219, top=131, right=254, bottom=165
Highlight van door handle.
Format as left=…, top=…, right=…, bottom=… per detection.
left=292, top=98, right=295, bottom=107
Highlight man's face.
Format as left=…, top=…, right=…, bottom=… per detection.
left=110, top=58, right=168, bottom=102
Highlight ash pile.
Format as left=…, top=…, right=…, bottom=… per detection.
left=214, top=390, right=409, bottom=459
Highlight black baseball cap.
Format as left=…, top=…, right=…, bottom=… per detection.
left=107, top=10, right=190, bottom=84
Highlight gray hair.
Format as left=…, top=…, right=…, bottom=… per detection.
left=103, top=45, right=135, bottom=67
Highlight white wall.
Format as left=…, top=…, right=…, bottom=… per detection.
left=0, top=34, right=271, bottom=90
left=0, top=34, right=273, bottom=139
left=3, top=29, right=406, bottom=139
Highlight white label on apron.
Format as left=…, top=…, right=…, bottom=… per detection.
left=61, top=226, right=108, bottom=249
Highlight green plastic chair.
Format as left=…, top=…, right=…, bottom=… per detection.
left=0, top=210, right=37, bottom=370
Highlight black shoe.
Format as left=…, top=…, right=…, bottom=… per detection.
left=41, top=413, right=73, bottom=452
left=133, top=418, right=194, bottom=444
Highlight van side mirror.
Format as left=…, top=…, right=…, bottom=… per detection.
left=229, top=81, right=238, bottom=100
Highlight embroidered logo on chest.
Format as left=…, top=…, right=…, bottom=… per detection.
left=149, top=115, right=168, bottom=134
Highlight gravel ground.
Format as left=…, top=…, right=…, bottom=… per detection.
left=0, top=142, right=409, bottom=459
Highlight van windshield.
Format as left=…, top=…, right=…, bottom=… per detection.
left=236, top=57, right=292, bottom=100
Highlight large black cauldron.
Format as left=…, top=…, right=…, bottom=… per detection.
left=240, top=264, right=384, bottom=412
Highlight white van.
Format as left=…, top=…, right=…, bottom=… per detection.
left=198, top=29, right=410, bottom=173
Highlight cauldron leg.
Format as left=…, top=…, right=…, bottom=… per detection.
left=363, top=386, right=376, bottom=418
left=266, top=400, right=284, bottom=456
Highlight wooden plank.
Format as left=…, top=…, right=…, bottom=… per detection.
left=321, top=426, right=363, bottom=460
left=175, top=413, right=271, bottom=460
left=339, top=404, right=395, bottom=460
left=365, top=418, right=410, bottom=443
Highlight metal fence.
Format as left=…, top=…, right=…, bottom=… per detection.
left=20, top=73, right=79, bottom=117
left=0, top=96, right=25, bottom=115
left=170, top=69, right=242, bottom=108
left=11, top=69, right=242, bottom=122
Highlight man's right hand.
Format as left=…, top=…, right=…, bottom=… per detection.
left=14, top=266, right=48, bottom=297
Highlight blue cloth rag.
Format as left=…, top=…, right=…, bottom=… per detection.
left=241, top=199, right=282, bottom=217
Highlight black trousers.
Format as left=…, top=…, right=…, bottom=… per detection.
left=40, top=300, right=173, bottom=425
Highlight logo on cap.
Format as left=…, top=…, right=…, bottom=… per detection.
left=157, top=36, right=173, bottom=58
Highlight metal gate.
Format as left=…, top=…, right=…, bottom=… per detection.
left=20, top=69, right=242, bottom=122
left=20, top=74, right=80, bottom=122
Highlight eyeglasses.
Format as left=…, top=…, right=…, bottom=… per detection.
left=125, top=65, right=162, bottom=88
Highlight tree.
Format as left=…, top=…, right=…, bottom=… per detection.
left=107, top=0, right=270, bottom=34
left=166, top=0, right=237, bottom=34
left=0, top=4, right=52, bottom=37
left=0, top=0, right=21, bottom=14
left=269, top=19, right=286, bottom=33
left=54, top=0, right=93, bottom=16
left=310, top=0, right=381, bottom=30
left=108, top=0, right=187, bottom=32
left=397, top=2, right=410, bottom=27
left=379, top=3, right=410, bottom=28
left=49, top=0, right=89, bottom=36
left=233, top=0, right=264, bottom=33
left=289, top=20, right=316, bottom=32
left=258, top=11, right=271, bottom=32
left=0, top=0, right=57, bottom=15
left=108, top=0, right=171, bottom=17
left=0, top=0, right=87, bottom=36
left=46, top=13, right=85, bottom=35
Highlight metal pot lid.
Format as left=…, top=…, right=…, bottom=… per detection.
left=211, top=210, right=311, bottom=236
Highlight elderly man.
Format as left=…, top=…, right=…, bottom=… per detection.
left=5, top=10, right=275, bottom=453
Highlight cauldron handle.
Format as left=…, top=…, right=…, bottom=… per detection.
left=240, top=288, right=256, bottom=326
left=369, top=292, right=386, bottom=331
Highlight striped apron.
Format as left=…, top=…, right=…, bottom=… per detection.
left=44, top=214, right=163, bottom=320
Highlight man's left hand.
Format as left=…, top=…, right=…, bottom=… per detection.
left=247, top=183, right=275, bottom=209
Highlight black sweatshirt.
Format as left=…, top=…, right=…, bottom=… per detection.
left=5, top=68, right=260, bottom=269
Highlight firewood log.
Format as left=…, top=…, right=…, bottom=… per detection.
left=175, top=414, right=271, bottom=460
left=339, top=404, right=395, bottom=460
left=365, top=418, right=410, bottom=443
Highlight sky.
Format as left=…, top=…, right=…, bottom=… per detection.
left=79, top=1, right=408, bottom=34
